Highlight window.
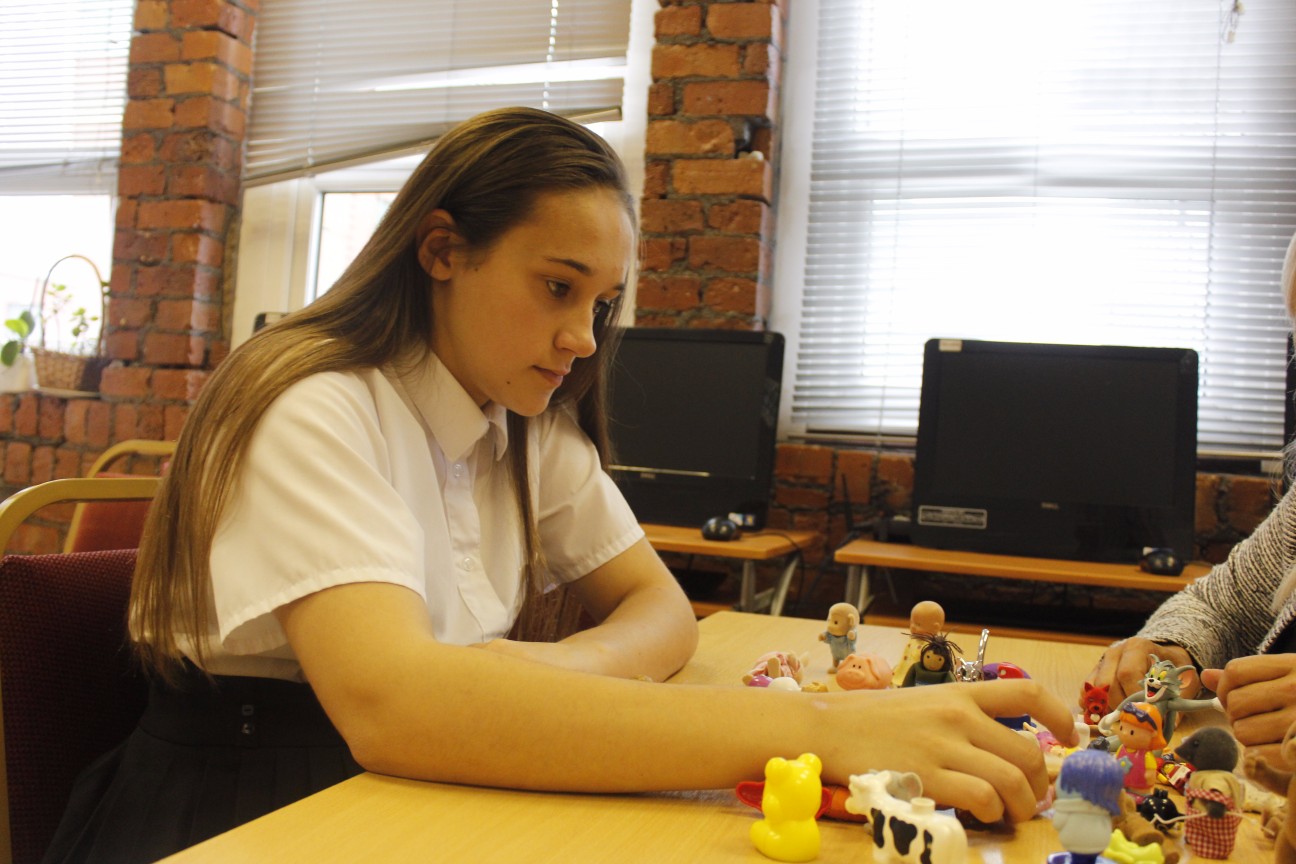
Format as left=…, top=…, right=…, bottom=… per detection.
left=772, top=0, right=1296, bottom=455
left=0, top=1, right=130, bottom=319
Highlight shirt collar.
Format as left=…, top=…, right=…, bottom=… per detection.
left=398, top=352, right=509, bottom=463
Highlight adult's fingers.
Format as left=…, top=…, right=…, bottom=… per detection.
left=969, top=679, right=1079, bottom=752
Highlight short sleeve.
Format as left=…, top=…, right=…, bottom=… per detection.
left=533, top=407, right=643, bottom=582
left=210, top=372, right=426, bottom=656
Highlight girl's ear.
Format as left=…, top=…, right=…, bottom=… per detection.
left=415, top=210, right=459, bottom=280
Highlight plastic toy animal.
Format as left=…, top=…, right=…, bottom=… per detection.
left=834, top=652, right=892, bottom=691
left=1080, top=682, right=1109, bottom=727
left=1049, top=749, right=1125, bottom=864
left=845, top=770, right=967, bottom=864
left=750, top=752, right=822, bottom=862
left=1113, top=795, right=1181, bottom=864
left=1095, top=655, right=1219, bottom=750
left=1135, top=788, right=1183, bottom=834
left=819, top=602, right=858, bottom=673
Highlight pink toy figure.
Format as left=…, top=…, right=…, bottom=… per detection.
left=1047, top=749, right=1125, bottom=864
left=818, top=602, right=858, bottom=673
left=834, top=652, right=892, bottom=691
left=844, top=770, right=966, bottom=864
left=750, top=753, right=822, bottom=863
left=743, top=651, right=804, bottom=687
left=1114, top=702, right=1165, bottom=796
left=890, top=600, right=946, bottom=688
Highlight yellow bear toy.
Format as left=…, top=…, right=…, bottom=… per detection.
left=751, top=752, right=822, bottom=862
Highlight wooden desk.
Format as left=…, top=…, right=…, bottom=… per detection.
left=836, top=538, right=1211, bottom=620
left=642, top=524, right=822, bottom=616
left=160, top=612, right=1267, bottom=864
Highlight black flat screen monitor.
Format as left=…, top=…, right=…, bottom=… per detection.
left=911, top=338, right=1198, bottom=564
left=607, top=328, right=784, bottom=530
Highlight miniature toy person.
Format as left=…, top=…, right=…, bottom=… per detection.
left=1178, top=727, right=1244, bottom=859
left=743, top=651, right=805, bottom=687
left=1113, top=702, right=1165, bottom=796
left=890, top=600, right=946, bottom=687
left=818, top=602, right=858, bottom=673
left=1048, top=749, right=1125, bottom=864
left=900, top=632, right=961, bottom=687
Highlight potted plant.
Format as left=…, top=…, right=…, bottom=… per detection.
left=0, top=309, right=36, bottom=392
left=32, top=255, right=109, bottom=394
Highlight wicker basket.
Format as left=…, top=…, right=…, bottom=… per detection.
left=34, top=255, right=108, bottom=394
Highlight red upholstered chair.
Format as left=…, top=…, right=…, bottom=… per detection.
left=65, top=439, right=175, bottom=554
left=0, top=476, right=159, bottom=864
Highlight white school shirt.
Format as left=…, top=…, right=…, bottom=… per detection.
left=195, top=354, right=644, bottom=681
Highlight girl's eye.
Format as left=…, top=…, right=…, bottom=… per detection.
left=546, top=279, right=571, bottom=299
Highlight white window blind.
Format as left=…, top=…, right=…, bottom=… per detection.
left=0, top=0, right=133, bottom=194
left=779, top=0, right=1296, bottom=454
left=247, top=0, right=633, bottom=184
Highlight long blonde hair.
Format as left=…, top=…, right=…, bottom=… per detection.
left=130, top=108, right=635, bottom=679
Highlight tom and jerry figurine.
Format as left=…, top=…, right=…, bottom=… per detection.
left=1094, top=655, right=1219, bottom=750
left=819, top=602, right=858, bottom=673
left=1048, top=749, right=1125, bottom=864
left=890, top=600, right=946, bottom=688
left=750, top=752, right=822, bottom=862
left=1178, top=727, right=1244, bottom=859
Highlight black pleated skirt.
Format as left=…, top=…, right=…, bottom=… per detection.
left=41, top=666, right=363, bottom=864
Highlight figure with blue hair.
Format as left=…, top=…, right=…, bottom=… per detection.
left=1048, top=749, right=1124, bottom=864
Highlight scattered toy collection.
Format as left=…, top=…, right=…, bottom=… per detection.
left=736, top=600, right=1279, bottom=863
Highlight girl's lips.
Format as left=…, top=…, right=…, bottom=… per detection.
left=536, top=367, right=566, bottom=388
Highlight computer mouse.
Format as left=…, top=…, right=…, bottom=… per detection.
left=1139, top=547, right=1185, bottom=576
left=701, top=516, right=742, bottom=542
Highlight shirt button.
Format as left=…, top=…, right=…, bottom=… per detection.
left=460, top=557, right=475, bottom=571
left=452, top=463, right=465, bottom=478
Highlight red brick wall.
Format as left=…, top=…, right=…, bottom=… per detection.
left=0, top=0, right=256, bottom=552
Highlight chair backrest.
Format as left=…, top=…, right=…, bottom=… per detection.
left=65, top=440, right=175, bottom=554
left=0, top=477, right=160, bottom=864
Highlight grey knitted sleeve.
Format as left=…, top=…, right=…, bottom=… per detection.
left=1135, top=481, right=1294, bottom=669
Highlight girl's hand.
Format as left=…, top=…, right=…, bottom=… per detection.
left=814, top=678, right=1079, bottom=824
left=1201, top=654, right=1296, bottom=769
left=1086, top=637, right=1199, bottom=710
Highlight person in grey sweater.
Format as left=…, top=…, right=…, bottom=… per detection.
left=1090, top=230, right=1296, bottom=769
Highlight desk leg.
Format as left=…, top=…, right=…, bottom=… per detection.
left=738, top=561, right=757, bottom=612
left=844, top=564, right=872, bottom=613
left=769, top=555, right=797, bottom=617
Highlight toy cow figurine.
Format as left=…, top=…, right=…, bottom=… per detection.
left=845, top=770, right=968, bottom=864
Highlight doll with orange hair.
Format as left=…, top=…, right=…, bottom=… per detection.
left=1114, top=702, right=1165, bottom=796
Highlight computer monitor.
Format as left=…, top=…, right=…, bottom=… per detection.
left=606, top=328, right=784, bottom=530
left=911, top=338, right=1199, bottom=563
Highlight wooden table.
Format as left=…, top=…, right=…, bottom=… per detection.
left=642, top=523, right=822, bottom=616
left=160, top=612, right=1270, bottom=864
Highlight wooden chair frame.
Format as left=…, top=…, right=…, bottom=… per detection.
left=0, top=476, right=160, bottom=864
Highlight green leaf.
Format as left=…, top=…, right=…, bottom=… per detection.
left=1, top=341, right=19, bottom=366
left=4, top=317, right=30, bottom=339
left=18, top=310, right=34, bottom=330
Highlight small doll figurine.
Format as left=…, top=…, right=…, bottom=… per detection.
left=750, top=752, right=822, bottom=862
left=890, top=600, right=945, bottom=687
left=833, top=652, right=892, bottom=691
left=1048, top=749, right=1125, bottom=864
left=1178, top=727, right=1244, bottom=859
left=818, top=602, right=858, bottom=673
left=743, top=651, right=804, bottom=687
left=899, top=632, right=961, bottom=687
left=1113, top=702, right=1165, bottom=796
left=1080, top=682, right=1110, bottom=728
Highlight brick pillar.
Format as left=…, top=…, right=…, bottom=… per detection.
left=0, top=0, right=257, bottom=553
left=638, top=0, right=784, bottom=329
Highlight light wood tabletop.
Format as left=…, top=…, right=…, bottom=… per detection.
left=160, top=611, right=1272, bottom=864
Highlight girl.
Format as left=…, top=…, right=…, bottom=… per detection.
left=44, top=108, right=1078, bottom=863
